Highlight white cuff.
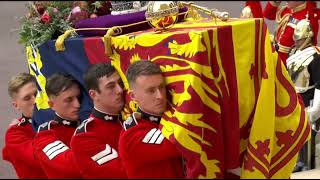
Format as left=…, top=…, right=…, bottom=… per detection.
left=312, top=88, right=320, bottom=110
left=308, top=88, right=320, bottom=123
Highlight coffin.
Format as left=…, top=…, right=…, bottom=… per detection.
left=26, top=17, right=309, bottom=178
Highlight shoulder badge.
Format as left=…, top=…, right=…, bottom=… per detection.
left=142, top=128, right=164, bottom=144
left=123, top=114, right=138, bottom=131
left=91, top=144, right=118, bottom=165
left=37, top=120, right=56, bottom=133
left=42, top=140, right=69, bottom=160
left=74, top=117, right=94, bottom=134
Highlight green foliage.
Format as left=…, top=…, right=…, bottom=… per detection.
left=18, top=1, right=74, bottom=47
left=18, top=1, right=112, bottom=47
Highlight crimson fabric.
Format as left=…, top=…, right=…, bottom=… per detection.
left=245, top=1, right=263, bottom=18
left=2, top=117, right=47, bottom=179
left=118, top=118, right=185, bottom=178
left=33, top=122, right=82, bottom=178
left=70, top=114, right=127, bottom=178
left=306, top=2, right=319, bottom=45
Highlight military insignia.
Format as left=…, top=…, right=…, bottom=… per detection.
left=91, top=144, right=118, bottom=165
left=104, top=115, right=113, bottom=121
left=123, top=115, right=138, bottom=131
left=149, top=116, right=160, bottom=122
left=62, top=120, right=71, bottom=126
left=142, top=128, right=164, bottom=144
left=54, top=114, right=79, bottom=127
left=42, top=140, right=69, bottom=160
left=92, top=108, right=120, bottom=121
left=138, top=108, right=161, bottom=123
left=75, top=117, right=94, bottom=134
left=27, top=118, right=32, bottom=124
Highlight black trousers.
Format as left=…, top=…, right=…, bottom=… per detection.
left=298, top=128, right=317, bottom=169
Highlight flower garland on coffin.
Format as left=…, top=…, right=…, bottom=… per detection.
left=19, top=1, right=188, bottom=48
left=18, top=1, right=112, bottom=48
left=74, top=1, right=188, bottom=37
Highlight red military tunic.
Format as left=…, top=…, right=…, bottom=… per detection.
left=70, top=108, right=127, bottom=178
left=118, top=109, right=185, bottom=178
left=2, top=116, right=47, bottom=179
left=263, top=1, right=310, bottom=63
left=33, top=114, right=82, bottom=178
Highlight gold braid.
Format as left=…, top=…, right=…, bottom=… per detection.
left=275, top=6, right=291, bottom=43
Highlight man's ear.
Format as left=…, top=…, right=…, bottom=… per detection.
left=128, top=89, right=136, bottom=101
left=48, top=99, right=54, bottom=109
left=11, top=100, right=19, bottom=110
left=88, top=89, right=96, bottom=100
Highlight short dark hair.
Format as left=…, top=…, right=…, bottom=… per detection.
left=8, top=72, right=37, bottom=98
left=46, top=73, right=79, bottom=97
left=126, top=60, right=162, bottom=87
left=83, top=63, right=116, bottom=92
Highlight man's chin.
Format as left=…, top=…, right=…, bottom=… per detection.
left=70, top=115, right=80, bottom=121
left=24, top=111, right=33, bottom=117
left=158, top=107, right=167, bottom=115
left=117, top=103, right=125, bottom=111
left=152, top=110, right=165, bottom=117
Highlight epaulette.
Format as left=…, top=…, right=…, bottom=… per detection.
left=37, top=120, right=57, bottom=133
left=123, top=113, right=138, bottom=131
left=74, top=117, right=94, bottom=134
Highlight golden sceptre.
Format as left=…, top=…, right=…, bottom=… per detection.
left=179, top=1, right=229, bottom=22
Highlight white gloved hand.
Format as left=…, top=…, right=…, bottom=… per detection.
left=307, top=88, right=320, bottom=123
left=307, top=108, right=319, bottom=123
left=240, top=6, right=253, bottom=19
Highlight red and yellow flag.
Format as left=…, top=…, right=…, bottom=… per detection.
left=105, top=18, right=310, bottom=178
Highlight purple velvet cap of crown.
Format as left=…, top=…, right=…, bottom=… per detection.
left=75, top=7, right=188, bottom=37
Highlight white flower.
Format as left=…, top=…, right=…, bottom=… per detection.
left=72, top=6, right=81, bottom=14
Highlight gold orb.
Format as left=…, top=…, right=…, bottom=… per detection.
left=145, top=1, right=179, bottom=31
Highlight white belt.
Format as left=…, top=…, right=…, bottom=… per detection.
left=296, top=85, right=316, bottom=93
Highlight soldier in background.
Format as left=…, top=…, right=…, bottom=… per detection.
left=286, top=19, right=320, bottom=172
left=240, top=1, right=263, bottom=18
left=2, top=73, right=47, bottom=178
left=242, top=1, right=319, bottom=64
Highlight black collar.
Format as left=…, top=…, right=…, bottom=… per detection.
left=18, top=114, right=32, bottom=126
left=138, top=108, right=161, bottom=124
left=92, top=108, right=121, bottom=121
left=54, top=114, right=79, bottom=127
